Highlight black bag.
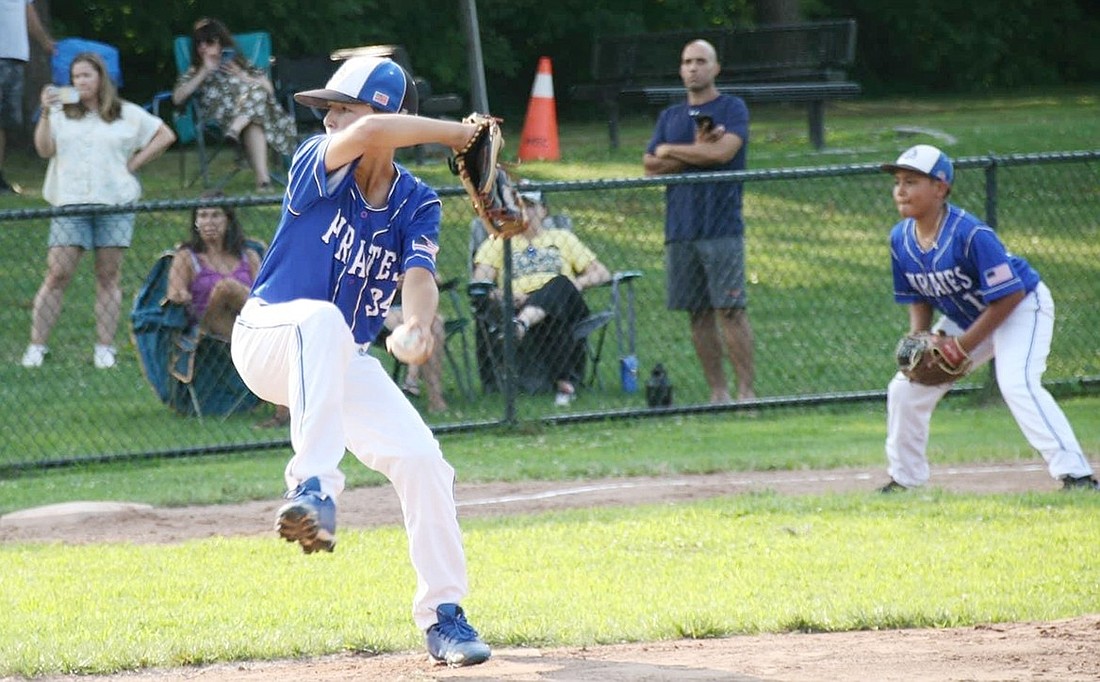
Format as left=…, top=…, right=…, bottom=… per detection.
left=645, top=363, right=673, bottom=407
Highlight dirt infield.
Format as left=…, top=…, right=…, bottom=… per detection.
left=7, top=461, right=1100, bottom=681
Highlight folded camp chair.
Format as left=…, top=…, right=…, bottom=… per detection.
left=374, top=278, right=476, bottom=403
left=154, top=31, right=287, bottom=189
left=467, top=215, right=641, bottom=394
left=130, top=241, right=266, bottom=419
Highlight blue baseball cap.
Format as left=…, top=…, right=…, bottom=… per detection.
left=294, top=56, right=418, bottom=115
left=881, top=144, right=954, bottom=185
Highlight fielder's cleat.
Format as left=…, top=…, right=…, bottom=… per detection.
left=878, top=479, right=908, bottom=494
left=1061, top=475, right=1100, bottom=491
left=425, top=603, right=491, bottom=667
left=275, top=477, right=336, bottom=553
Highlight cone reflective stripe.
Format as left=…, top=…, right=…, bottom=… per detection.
left=518, top=56, right=560, bottom=161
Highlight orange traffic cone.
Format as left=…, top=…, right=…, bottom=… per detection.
left=518, top=56, right=560, bottom=161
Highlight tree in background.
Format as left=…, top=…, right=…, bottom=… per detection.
left=35, top=0, right=1100, bottom=124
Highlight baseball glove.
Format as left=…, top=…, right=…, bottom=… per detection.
left=895, top=332, right=972, bottom=385
left=449, top=113, right=525, bottom=239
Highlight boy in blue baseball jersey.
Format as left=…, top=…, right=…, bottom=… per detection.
left=230, top=56, right=491, bottom=666
left=880, top=144, right=1097, bottom=492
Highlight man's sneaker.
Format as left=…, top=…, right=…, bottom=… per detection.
left=878, top=479, right=908, bottom=494
left=1061, top=475, right=1100, bottom=491
left=21, top=344, right=48, bottom=368
left=275, top=477, right=336, bottom=553
left=425, top=603, right=491, bottom=667
left=93, top=344, right=117, bottom=369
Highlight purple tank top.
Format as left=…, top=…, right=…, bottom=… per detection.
left=189, top=251, right=254, bottom=321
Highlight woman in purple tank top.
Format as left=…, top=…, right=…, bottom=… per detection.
left=166, top=192, right=261, bottom=338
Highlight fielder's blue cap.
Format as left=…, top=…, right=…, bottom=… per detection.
left=881, top=144, right=954, bottom=185
left=294, top=56, right=418, bottom=115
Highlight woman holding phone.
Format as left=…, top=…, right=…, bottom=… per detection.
left=171, top=17, right=296, bottom=191
left=23, top=51, right=176, bottom=369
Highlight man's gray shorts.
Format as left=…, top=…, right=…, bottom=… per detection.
left=665, top=236, right=747, bottom=311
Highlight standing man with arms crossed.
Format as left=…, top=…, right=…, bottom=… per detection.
left=0, top=0, right=55, bottom=194
left=644, top=39, right=755, bottom=403
left=230, top=56, right=491, bottom=667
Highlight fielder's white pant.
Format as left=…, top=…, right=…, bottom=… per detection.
left=886, top=283, right=1093, bottom=488
left=232, top=298, right=468, bottom=630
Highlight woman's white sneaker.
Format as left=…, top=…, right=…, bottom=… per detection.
left=21, top=344, right=48, bottom=368
left=93, top=344, right=117, bottom=369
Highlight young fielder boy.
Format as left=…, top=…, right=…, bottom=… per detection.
left=880, top=144, right=1097, bottom=493
left=230, top=56, right=491, bottom=666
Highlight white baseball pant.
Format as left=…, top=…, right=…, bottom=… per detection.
left=886, top=283, right=1093, bottom=488
left=231, top=298, right=468, bottom=630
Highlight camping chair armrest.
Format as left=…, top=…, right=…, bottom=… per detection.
left=612, top=270, right=643, bottom=284
left=149, top=90, right=174, bottom=117
left=467, top=279, right=497, bottom=299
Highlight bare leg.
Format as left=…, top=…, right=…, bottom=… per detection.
left=93, top=247, right=125, bottom=346
left=420, top=315, right=448, bottom=412
left=201, top=278, right=250, bottom=339
left=30, top=246, right=84, bottom=344
left=717, top=307, right=755, bottom=400
left=514, top=304, right=547, bottom=341
left=690, top=309, right=732, bottom=403
left=240, top=123, right=270, bottom=188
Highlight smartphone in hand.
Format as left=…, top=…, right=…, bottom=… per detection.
left=220, top=48, right=236, bottom=65
left=56, top=86, right=80, bottom=105
left=689, top=110, right=714, bottom=133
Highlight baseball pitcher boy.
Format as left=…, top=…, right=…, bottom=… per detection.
left=879, top=144, right=1098, bottom=493
left=230, top=56, right=491, bottom=666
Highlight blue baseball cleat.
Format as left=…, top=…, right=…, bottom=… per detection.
left=275, top=477, right=336, bottom=554
left=425, top=603, right=491, bottom=667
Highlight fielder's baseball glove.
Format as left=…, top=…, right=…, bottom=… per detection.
left=895, top=332, right=972, bottom=385
left=449, top=113, right=525, bottom=239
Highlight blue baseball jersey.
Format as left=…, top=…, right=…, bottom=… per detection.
left=890, top=204, right=1040, bottom=330
left=250, top=135, right=440, bottom=344
left=646, top=94, right=749, bottom=243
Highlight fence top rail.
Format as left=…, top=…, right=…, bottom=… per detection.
left=1, top=150, right=1097, bottom=222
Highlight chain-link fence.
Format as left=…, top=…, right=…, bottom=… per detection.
left=2, top=151, right=1097, bottom=469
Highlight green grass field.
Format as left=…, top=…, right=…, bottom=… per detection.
left=1, top=90, right=1099, bottom=677
left=3, top=90, right=1099, bottom=465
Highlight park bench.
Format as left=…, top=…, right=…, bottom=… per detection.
left=572, top=19, right=861, bottom=150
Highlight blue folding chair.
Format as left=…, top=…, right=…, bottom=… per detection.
left=52, top=38, right=122, bottom=86
left=130, top=242, right=265, bottom=419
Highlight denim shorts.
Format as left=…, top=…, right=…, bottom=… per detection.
left=48, top=208, right=136, bottom=249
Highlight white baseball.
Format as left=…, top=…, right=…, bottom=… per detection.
left=387, top=325, right=423, bottom=363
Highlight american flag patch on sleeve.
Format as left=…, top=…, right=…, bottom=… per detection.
left=412, top=236, right=439, bottom=257
left=983, top=262, right=1014, bottom=287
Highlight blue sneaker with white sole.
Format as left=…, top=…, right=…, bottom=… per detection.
left=425, top=603, right=491, bottom=667
left=275, top=477, right=336, bottom=554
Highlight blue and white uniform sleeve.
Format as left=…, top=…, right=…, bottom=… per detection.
left=965, top=227, right=1025, bottom=302
left=285, top=135, right=356, bottom=216
left=401, top=199, right=441, bottom=276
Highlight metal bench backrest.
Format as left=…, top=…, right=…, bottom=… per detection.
left=593, top=19, right=857, bottom=85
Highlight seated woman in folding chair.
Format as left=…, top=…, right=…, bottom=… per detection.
left=164, top=192, right=287, bottom=426
left=171, top=17, right=296, bottom=191
left=472, top=190, right=611, bottom=405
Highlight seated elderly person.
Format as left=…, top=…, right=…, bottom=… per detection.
left=471, top=190, right=610, bottom=405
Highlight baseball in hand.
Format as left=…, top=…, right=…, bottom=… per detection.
left=386, top=325, right=425, bottom=363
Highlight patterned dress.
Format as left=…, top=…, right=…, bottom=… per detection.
left=176, top=65, right=298, bottom=156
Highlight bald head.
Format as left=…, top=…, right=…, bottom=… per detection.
left=680, top=39, right=720, bottom=97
